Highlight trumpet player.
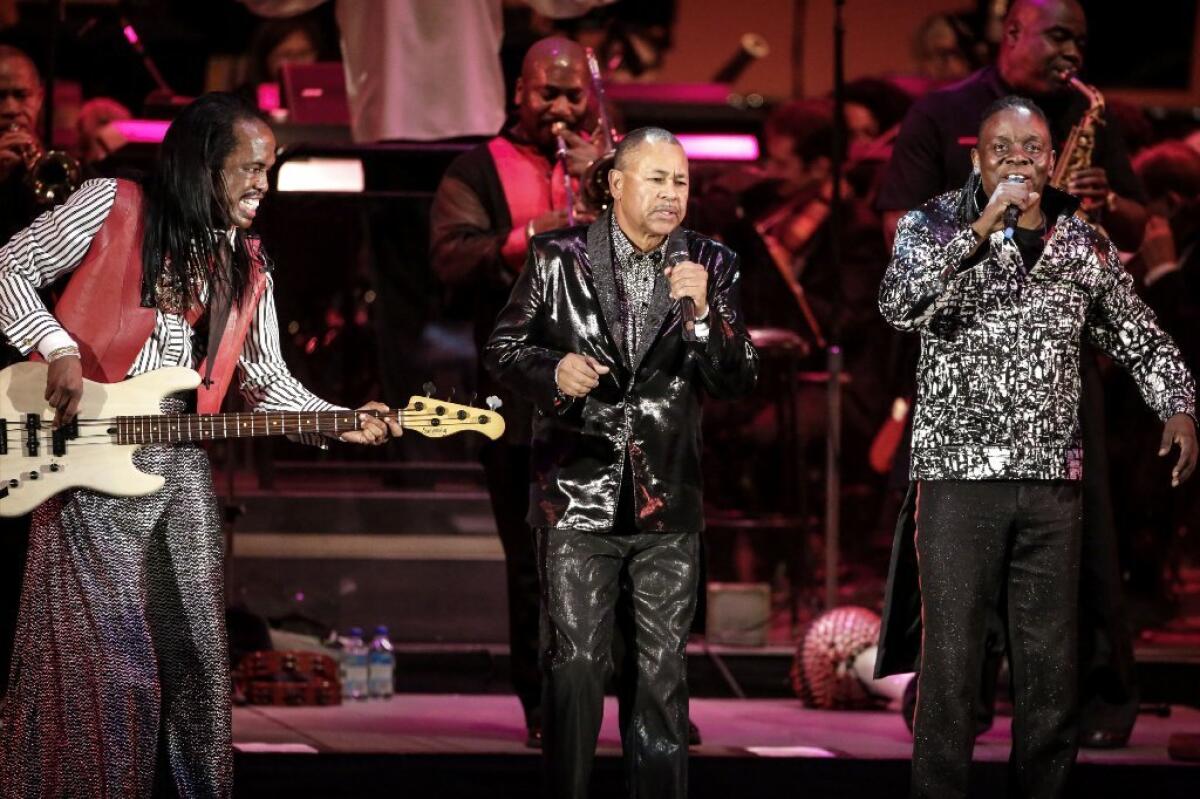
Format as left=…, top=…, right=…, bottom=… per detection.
left=0, top=45, right=44, bottom=240
left=430, top=35, right=603, bottom=750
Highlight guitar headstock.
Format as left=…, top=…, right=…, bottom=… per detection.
left=402, top=395, right=506, bottom=440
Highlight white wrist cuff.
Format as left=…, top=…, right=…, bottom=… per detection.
left=37, top=330, right=78, bottom=361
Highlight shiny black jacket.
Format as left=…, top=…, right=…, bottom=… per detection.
left=485, top=213, right=757, bottom=533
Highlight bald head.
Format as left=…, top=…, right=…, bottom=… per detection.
left=998, top=0, right=1087, bottom=96
left=515, top=37, right=591, bottom=149
left=521, top=37, right=587, bottom=82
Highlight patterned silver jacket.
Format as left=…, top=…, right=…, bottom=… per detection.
left=880, top=187, right=1195, bottom=480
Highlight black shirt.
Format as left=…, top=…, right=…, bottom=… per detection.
left=877, top=65, right=1145, bottom=212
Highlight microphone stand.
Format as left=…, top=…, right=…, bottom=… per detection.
left=824, top=0, right=846, bottom=611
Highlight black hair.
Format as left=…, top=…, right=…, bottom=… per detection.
left=140, top=92, right=268, bottom=311
left=979, top=94, right=1049, bottom=136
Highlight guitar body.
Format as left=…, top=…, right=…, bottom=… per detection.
left=0, top=362, right=202, bottom=516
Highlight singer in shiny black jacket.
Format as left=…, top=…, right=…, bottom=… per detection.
left=486, top=128, right=756, bottom=799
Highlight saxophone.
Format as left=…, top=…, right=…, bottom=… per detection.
left=1049, top=71, right=1106, bottom=222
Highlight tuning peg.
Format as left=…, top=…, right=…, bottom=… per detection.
left=422, top=381, right=437, bottom=397
left=485, top=395, right=503, bottom=411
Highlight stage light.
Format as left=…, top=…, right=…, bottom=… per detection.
left=276, top=158, right=365, bottom=193
left=676, top=133, right=760, bottom=161
left=111, top=119, right=170, bottom=144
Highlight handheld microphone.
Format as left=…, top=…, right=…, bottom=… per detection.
left=1002, top=173, right=1025, bottom=240
left=665, top=237, right=697, bottom=342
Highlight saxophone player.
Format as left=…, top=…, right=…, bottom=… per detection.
left=875, top=0, right=1151, bottom=754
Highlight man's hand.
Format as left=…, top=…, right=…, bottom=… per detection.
left=0, top=127, right=35, bottom=182
left=1159, top=412, right=1197, bottom=487
left=1066, top=166, right=1110, bottom=209
left=45, top=354, right=83, bottom=428
left=339, top=401, right=402, bottom=445
left=664, top=260, right=709, bottom=318
left=556, top=353, right=610, bottom=398
left=556, top=125, right=604, bottom=179
left=971, top=178, right=1039, bottom=240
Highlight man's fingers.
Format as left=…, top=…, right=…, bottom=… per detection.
left=1159, top=425, right=1174, bottom=456
left=583, top=355, right=610, bottom=374
left=558, top=127, right=586, bottom=146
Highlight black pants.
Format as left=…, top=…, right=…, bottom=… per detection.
left=537, top=527, right=699, bottom=799
left=480, top=441, right=542, bottom=721
left=911, top=480, right=1082, bottom=799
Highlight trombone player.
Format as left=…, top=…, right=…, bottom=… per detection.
left=430, top=35, right=603, bottom=748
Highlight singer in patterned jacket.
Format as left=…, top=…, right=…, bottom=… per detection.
left=878, top=95, right=1196, bottom=799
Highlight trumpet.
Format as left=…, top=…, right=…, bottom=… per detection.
left=553, top=124, right=577, bottom=226
left=580, top=47, right=618, bottom=213
left=7, top=122, right=81, bottom=206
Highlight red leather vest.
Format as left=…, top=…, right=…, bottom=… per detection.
left=51, top=179, right=268, bottom=413
left=487, top=136, right=572, bottom=267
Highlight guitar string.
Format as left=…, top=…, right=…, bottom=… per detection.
left=10, top=419, right=491, bottom=446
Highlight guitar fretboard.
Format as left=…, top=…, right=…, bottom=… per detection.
left=115, top=411, right=379, bottom=445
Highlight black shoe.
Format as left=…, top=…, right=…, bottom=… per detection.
left=688, top=719, right=702, bottom=747
left=1081, top=728, right=1130, bottom=749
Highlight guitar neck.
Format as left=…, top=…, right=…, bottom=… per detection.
left=115, top=410, right=376, bottom=445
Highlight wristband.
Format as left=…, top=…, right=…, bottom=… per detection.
left=47, top=345, right=80, bottom=363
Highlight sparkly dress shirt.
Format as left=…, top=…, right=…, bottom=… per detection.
left=610, top=215, right=668, bottom=360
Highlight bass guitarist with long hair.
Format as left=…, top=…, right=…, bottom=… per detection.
left=0, top=92, right=400, bottom=799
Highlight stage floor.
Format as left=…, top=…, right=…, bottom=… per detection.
left=232, top=695, right=1200, bottom=797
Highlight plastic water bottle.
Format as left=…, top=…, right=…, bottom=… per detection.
left=367, top=625, right=395, bottom=699
left=340, top=627, right=369, bottom=700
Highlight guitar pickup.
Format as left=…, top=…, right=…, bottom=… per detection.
left=0, top=418, right=7, bottom=454
left=25, top=414, right=39, bottom=457
left=50, top=418, right=77, bottom=457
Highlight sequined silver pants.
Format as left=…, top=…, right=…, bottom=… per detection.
left=911, top=480, right=1081, bottom=799
left=537, top=528, right=699, bottom=799
left=0, top=443, right=231, bottom=799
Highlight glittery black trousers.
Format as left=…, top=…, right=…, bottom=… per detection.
left=0, top=444, right=231, bottom=799
left=911, top=480, right=1082, bottom=799
left=481, top=441, right=541, bottom=722
left=536, top=528, right=699, bottom=799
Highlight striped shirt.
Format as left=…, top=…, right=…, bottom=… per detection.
left=0, top=178, right=342, bottom=445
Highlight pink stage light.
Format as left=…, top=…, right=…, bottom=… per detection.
left=122, top=25, right=139, bottom=47
left=676, top=133, right=760, bottom=161
left=112, top=119, right=171, bottom=144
